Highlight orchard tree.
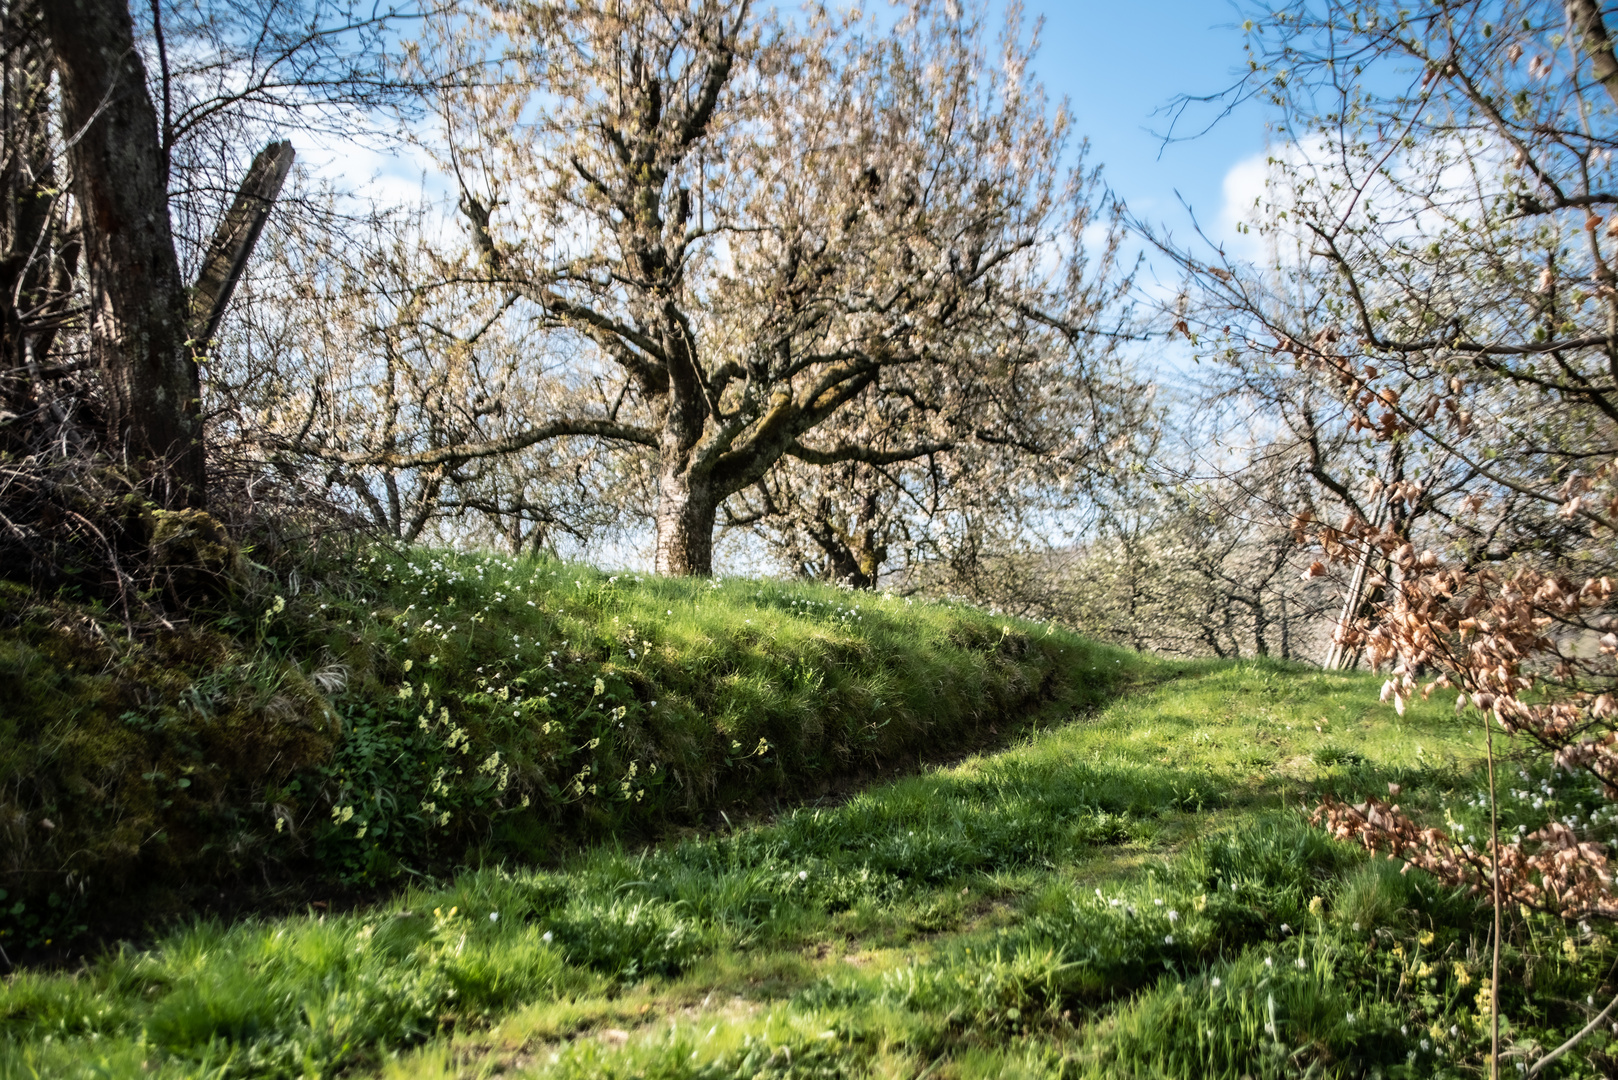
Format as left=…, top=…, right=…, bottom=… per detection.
left=375, top=0, right=1131, bottom=576
left=725, top=193, right=1146, bottom=591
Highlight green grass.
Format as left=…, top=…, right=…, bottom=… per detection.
left=8, top=650, right=1618, bottom=1078
left=2, top=545, right=1114, bottom=946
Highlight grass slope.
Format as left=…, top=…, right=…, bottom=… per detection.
left=8, top=656, right=1618, bottom=1078
left=1, top=547, right=1108, bottom=949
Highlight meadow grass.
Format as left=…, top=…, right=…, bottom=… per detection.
left=5, top=649, right=1618, bottom=1077
left=2, top=546, right=1113, bottom=944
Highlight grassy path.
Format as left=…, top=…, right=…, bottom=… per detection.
left=7, top=657, right=1618, bottom=1078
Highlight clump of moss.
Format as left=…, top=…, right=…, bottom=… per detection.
left=0, top=580, right=337, bottom=948
left=143, top=507, right=246, bottom=596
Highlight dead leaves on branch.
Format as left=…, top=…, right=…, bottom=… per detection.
left=1317, top=796, right=1618, bottom=922
left=1290, top=338, right=1618, bottom=913
left=1307, top=489, right=1618, bottom=917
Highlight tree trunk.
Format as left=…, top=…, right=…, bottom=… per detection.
left=189, top=140, right=295, bottom=351
left=43, top=0, right=204, bottom=508
left=1571, top=0, right=1618, bottom=108
left=0, top=0, right=62, bottom=391
left=1279, top=593, right=1291, bottom=660
left=806, top=516, right=882, bottom=589
left=654, top=466, right=716, bottom=576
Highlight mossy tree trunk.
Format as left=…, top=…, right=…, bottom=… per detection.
left=44, top=0, right=204, bottom=507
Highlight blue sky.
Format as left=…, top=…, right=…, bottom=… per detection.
left=1005, top=0, right=1271, bottom=388
left=1022, top=0, right=1268, bottom=266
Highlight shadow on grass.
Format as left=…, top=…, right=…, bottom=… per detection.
left=13, top=654, right=1597, bottom=1080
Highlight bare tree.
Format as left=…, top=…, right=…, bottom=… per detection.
left=41, top=0, right=207, bottom=504
left=1025, top=449, right=1334, bottom=661
left=0, top=0, right=419, bottom=530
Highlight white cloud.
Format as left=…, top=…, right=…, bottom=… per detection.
left=1214, top=132, right=1518, bottom=269
left=1080, top=220, right=1113, bottom=254
left=1216, top=147, right=1272, bottom=261
left=295, top=127, right=450, bottom=212
left=1213, top=136, right=1334, bottom=264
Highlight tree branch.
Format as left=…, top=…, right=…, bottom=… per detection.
left=786, top=438, right=951, bottom=467
left=189, top=139, right=295, bottom=351
left=302, top=417, right=657, bottom=469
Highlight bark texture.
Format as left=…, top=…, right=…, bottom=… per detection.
left=803, top=490, right=885, bottom=589
left=0, top=0, right=67, bottom=389
left=654, top=463, right=716, bottom=577
left=43, top=0, right=204, bottom=506
left=1570, top=0, right=1618, bottom=108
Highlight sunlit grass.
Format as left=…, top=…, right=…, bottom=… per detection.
left=5, top=645, right=1616, bottom=1078
left=270, top=549, right=1140, bottom=866
left=1, top=545, right=1128, bottom=946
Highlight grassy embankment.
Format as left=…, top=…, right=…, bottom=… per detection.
left=6, top=553, right=1618, bottom=1078
left=1, top=546, right=1102, bottom=948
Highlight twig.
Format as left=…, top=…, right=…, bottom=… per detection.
left=1529, top=987, right=1618, bottom=1075
left=1487, top=703, right=1503, bottom=1080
